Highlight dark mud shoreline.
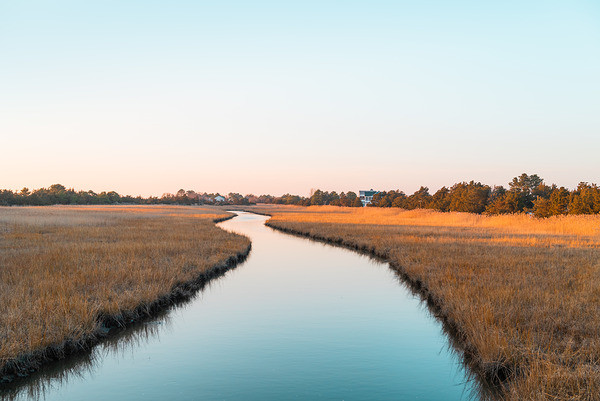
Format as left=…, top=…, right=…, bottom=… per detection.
left=0, top=215, right=251, bottom=387
left=262, top=218, right=508, bottom=400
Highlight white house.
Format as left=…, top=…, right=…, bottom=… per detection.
left=359, top=189, right=379, bottom=207
left=214, top=195, right=226, bottom=202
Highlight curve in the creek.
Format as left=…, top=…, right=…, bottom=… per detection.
left=2, top=212, right=485, bottom=401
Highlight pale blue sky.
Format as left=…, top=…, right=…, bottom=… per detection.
left=1, top=1, right=599, bottom=196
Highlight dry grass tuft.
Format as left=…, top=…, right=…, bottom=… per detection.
left=250, top=205, right=600, bottom=400
left=0, top=205, right=250, bottom=379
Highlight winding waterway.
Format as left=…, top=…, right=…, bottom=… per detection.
left=3, top=212, right=478, bottom=400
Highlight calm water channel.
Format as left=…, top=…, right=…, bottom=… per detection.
left=3, top=212, right=478, bottom=400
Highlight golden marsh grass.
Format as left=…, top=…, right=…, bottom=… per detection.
left=250, top=205, right=600, bottom=400
left=0, top=205, right=250, bottom=378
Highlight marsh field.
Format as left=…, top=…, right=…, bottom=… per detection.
left=244, top=205, right=600, bottom=400
left=2, top=204, right=600, bottom=400
left=0, top=205, right=250, bottom=380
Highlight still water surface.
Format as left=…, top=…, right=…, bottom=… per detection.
left=4, top=212, right=477, bottom=400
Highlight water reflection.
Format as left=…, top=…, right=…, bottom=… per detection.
left=1, top=318, right=166, bottom=401
left=2, top=212, right=488, bottom=401
left=0, top=272, right=236, bottom=401
left=385, top=268, right=501, bottom=401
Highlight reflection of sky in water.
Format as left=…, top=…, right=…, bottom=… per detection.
left=3, top=212, right=477, bottom=401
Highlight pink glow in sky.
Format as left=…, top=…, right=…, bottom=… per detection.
left=2, top=1, right=599, bottom=197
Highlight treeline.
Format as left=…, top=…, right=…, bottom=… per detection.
left=0, top=185, right=234, bottom=206
left=255, top=190, right=362, bottom=207
left=0, top=184, right=140, bottom=206
left=2, top=174, right=598, bottom=217
left=0, top=185, right=363, bottom=208
left=369, top=174, right=600, bottom=217
left=162, top=190, right=361, bottom=206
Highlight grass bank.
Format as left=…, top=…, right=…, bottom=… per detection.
left=247, top=205, right=600, bottom=400
left=0, top=205, right=250, bottom=382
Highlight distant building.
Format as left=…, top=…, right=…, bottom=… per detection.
left=359, top=189, right=379, bottom=207
left=214, top=195, right=226, bottom=202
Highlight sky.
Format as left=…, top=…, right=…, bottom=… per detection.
left=1, top=0, right=599, bottom=197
